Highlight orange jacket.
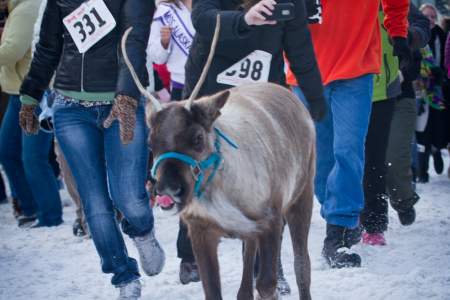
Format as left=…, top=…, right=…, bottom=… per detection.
left=287, top=0, right=409, bottom=86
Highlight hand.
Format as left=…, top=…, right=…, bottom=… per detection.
left=160, top=26, right=171, bottom=49
left=392, top=37, right=413, bottom=69
left=244, top=0, right=277, bottom=26
left=156, top=88, right=171, bottom=103
left=308, top=96, right=328, bottom=122
left=103, top=95, right=138, bottom=144
left=19, top=104, right=39, bottom=135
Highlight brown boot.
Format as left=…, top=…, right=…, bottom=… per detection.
left=12, top=197, right=22, bottom=219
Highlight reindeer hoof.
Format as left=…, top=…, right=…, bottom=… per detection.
left=254, top=289, right=280, bottom=300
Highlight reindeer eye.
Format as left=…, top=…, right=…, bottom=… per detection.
left=192, top=133, right=204, bottom=151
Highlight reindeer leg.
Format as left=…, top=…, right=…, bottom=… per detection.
left=237, top=238, right=257, bottom=300
left=187, top=220, right=222, bottom=300
left=255, top=218, right=282, bottom=300
left=285, top=180, right=313, bottom=300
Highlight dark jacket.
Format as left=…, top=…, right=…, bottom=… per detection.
left=400, top=3, right=431, bottom=99
left=183, top=0, right=324, bottom=105
left=20, top=0, right=154, bottom=102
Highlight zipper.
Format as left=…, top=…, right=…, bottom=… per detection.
left=81, top=53, right=85, bottom=92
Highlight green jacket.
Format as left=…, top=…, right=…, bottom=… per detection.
left=0, top=0, right=42, bottom=95
left=373, top=11, right=401, bottom=102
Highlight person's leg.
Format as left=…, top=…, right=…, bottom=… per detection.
left=324, top=75, right=373, bottom=228
left=103, top=99, right=164, bottom=277
left=386, top=97, right=419, bottom=223
left=292, top=86, right=335, bottom=205
left=0, top=171, right=7, bottom=203
left=54, top=141, right=88, bottom=235
left=170, top=87, right=183, bottom=101
left=0, top=95, right=36, bottom=217
left=53, top=99, right=139, bottom=286
left=177, top=221, right=195, bottom=262
left=22, top=131, right=63, bottom=226
left=361, top=98, right=395, bottom=236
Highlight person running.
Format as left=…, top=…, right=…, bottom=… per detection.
left=288, top=0, right=409, bottom=268
left=19, top=0, right=164, bottom=298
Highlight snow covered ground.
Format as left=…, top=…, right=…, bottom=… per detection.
left=1, top=155, right=450, bottom=300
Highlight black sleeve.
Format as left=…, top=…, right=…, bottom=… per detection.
left=284, top=0, right=324, bottom=103
left=115, top=0, right=154, bottom=99
left=408, top=3, right=431, bottom=50
left=20, top=0, right=63, bottom=102
left=191, top=0, right=252, bottom=41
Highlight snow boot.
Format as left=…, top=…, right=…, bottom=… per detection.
left=17, top=214, right=37, bottom=228
left=132, top=229, right=165, bottom=276
left=276, top=255, right=291, bottom=295
left=397, top=207, right=416, bottom=226
left=322, top=224, right=361, bottom=268
left=117, top=279, right=141, bottom=300
left=179, top=260, right=200, bottom=285
left=432, top=149, right=444, bottom=174
left=417, top=151, right=429, bottom=183
left=362, top=232, right=386, bottom=246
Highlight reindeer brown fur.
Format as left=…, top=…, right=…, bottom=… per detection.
left=122, top=16, right=315, bottom=300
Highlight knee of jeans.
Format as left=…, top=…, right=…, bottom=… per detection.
left=116, top=195, right=150, bottom=221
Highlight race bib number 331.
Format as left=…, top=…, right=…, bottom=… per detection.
left=63, top=0, right=116, bottom=53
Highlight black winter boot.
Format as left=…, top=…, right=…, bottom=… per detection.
left=322, top=224, right=361, bottom=268
left=432, top=149, right=444, bottom=174
left=391, top=193, right=419, bottom=226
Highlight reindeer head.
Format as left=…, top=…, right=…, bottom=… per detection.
left=147, top=90, right=230, bottom=210
left=121, top=15, right=222, bottom=210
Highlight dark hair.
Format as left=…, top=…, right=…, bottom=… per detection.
left=441, top=17, right=450, bottom=34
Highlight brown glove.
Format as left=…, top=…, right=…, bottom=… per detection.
left=103, top=94, right=138, bottom=144
left=19, top=104, right=39, bottom=135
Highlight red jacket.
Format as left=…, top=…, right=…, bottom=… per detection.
left=287, top=0, right=409, bottom=86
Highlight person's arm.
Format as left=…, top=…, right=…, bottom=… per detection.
left=0, top=5, right=37, bottom=66
left=382, top=0, right=409, bottom=38
left=148, top=8, right=170, bottom=65
left=284, top=0, right=325, bottom=120
left=191, top=0, right=252, bottom=41
left=116, top=0, right=154, bottom=99
left=20, top=0, right=63, bottom=104
left=408, top=3, right=430, bottom=50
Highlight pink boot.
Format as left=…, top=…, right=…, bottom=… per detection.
left=362, top=232, right=386, bottom=246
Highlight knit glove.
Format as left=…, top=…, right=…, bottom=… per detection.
left=103, top=95, right=138, bottom=144
left=19, top=104, right=39, bottom=135
left=392, top=37, right=413, bottom=69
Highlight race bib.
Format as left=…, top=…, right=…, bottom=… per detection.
left=63, top=0, right=116, bottom=53
left=217, top=50, right=272, bottom=86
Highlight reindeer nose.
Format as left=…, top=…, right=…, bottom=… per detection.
left=155, top=183, right=182, bottom=197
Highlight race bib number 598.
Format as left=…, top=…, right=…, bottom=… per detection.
left=63, top=0, right=116, bottom=53
left=217, top=50, right=272, bottom=87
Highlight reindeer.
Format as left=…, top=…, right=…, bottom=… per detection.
left=122, top=15, right=315, bottom=300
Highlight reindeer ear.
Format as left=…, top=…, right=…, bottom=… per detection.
left=191, top=90, right=230, bottom=129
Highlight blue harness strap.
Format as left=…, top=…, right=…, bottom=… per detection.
left=151, top=127, right=238, bottom=197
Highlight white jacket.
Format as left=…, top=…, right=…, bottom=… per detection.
left=147, top=1, right=194, bottom=86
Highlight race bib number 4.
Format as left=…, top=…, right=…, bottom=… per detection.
left=217, top=50, right=272, bottom=86
left=63, top=0, right=116, bottom=53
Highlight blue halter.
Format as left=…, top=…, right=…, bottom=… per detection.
left=150, top=127, right=238, bottom=198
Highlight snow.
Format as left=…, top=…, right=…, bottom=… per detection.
left=1, top=155, right=450, bottom=300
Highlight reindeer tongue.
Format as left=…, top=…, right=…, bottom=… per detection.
left=156, top=195, right=174, bottom=208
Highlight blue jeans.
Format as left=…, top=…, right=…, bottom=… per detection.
left=52, top=95, right=153, bottom=286
left=0, top=95, right=62, bottom=224
left=293, top=74, right=373, bottom=228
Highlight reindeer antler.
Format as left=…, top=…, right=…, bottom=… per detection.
left=185, top=14, right=221, bottom=110
left=121, top=27, right=162, bottom=112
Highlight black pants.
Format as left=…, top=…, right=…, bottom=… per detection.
left=171, top=87, right=183, bottom=101
left=177, top=221, right=195, bottom=262
left=361, top=98, right=395, bottom=234
left=0, top=172, right=6, bottom=201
